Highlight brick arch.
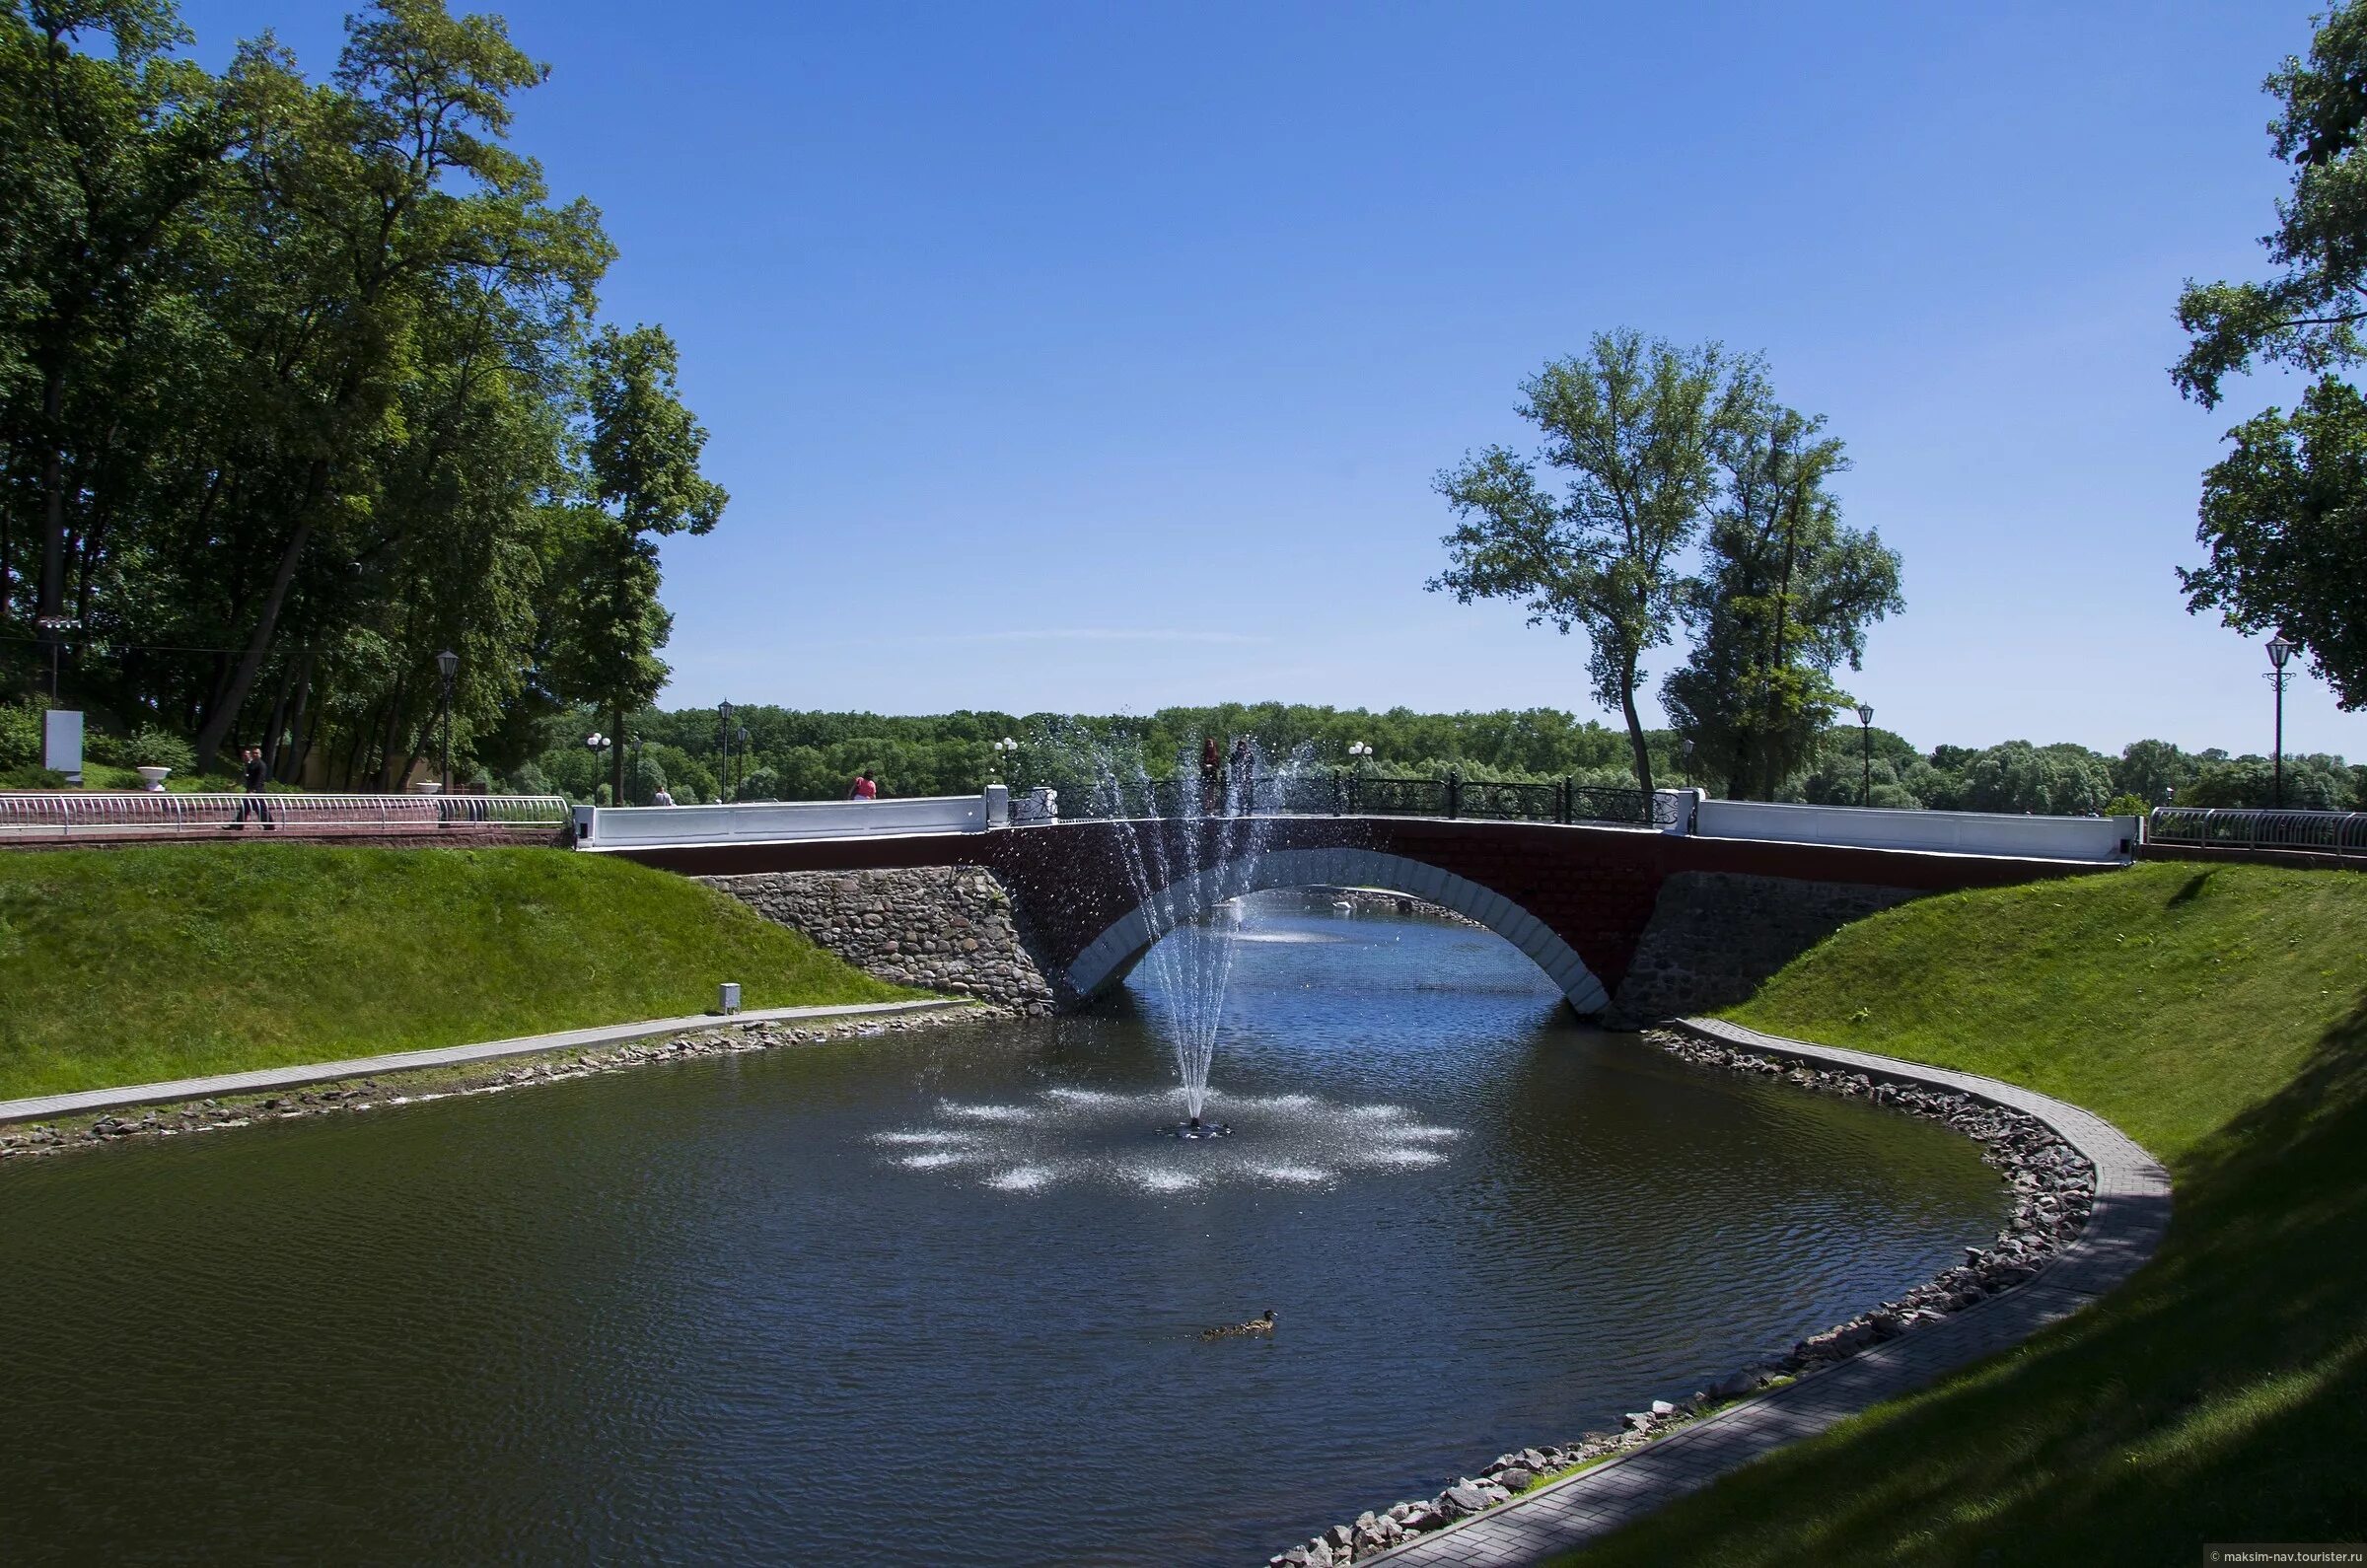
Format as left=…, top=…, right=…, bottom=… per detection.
left=1062, top=845, right=1612, bottom=1013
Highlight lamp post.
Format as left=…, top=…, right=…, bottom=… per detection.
left=717, top=701, right=735, bottom=802
left=1679, top=737, right=1695, bottom=785
left=2266, top=633, right=2297, bottom=808
left=584, top=731, right=611, bottom=804
left=435, top=650, right=458, bottom=794
left=990, top=736, right=1019, bottom=784
left=1856, top=703, right=1876, bottom=807
left=34, top=614, right=78, bottom=702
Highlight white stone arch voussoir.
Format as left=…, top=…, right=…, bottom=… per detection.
left=1062, top=846, right=1611, bottom=1014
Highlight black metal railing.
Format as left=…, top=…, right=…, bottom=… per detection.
left=1036, top=772, right=1656, bottom=826
left=2146, top=807, right=2367, bottom=858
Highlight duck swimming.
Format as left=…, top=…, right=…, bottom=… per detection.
left=1200, top=1309, right=1277, bottom=1341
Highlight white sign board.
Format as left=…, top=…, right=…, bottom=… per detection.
left=41, top=709, right=82, bottom=778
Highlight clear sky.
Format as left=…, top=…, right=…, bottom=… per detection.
left=180, top=0, right=2358, bottom=758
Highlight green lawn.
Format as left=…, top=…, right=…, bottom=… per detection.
left=0, top=844, right=914, bottom=1100
left=1555, top=861, right=2367, bottom=1566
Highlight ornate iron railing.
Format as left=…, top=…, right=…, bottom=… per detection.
left=0, top=791, right=574, bottom=841
left=1032, top=773, right=1656, bottom=826
left=2146, top=807, right=2367, bottom=858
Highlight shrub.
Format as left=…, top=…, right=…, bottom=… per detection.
left=0, top=699, right=46, bottom=769
left=125, top=725, right=196, bottom=773
left=2103, top=792, right=2151, bottom=818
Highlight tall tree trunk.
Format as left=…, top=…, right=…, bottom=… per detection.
left=191, top=481, right=320, bottom=767
left=611, top=704, right=626, bottom=804
left=1617, top=651, right=1654, bottom=797
left=36, top=364, right=67, bottom=621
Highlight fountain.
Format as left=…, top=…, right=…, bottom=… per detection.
left=1077, top=734, right=1311, bottom=1134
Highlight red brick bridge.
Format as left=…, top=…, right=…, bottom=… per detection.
left=606, top=815, right=2111, bottom=1017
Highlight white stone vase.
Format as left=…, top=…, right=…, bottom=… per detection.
left=135, top=765, right=172, bottom=793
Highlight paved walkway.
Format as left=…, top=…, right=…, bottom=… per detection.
left=1370, top=1017, right=2173, bottom=1568
left=0, top=998, right=975, bottom=1125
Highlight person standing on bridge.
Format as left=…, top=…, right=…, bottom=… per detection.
left=849, top=770, right=878, bottom=801
left=1230, top=737, right=1252, bottom=815
left=1199, top=738, right=1222, bottom=816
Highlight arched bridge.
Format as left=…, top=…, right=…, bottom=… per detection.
left=600, top=808, right=2125, bottom=1020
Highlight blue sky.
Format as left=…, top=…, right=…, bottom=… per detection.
left=182, top=1, right=2357, bottom=757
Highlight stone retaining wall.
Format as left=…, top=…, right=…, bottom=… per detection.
left=701, top=868, right=1058, bottom=1013
left=1612, top=870, right=1921, bottom=1021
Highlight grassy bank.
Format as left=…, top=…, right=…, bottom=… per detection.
left=1556, top=861, right=2367, bottom=1566
left=0, top=844, right=913, bottom=1101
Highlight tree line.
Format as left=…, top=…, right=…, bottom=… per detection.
left=499, top=700, right=2365, bottom=817
left=0, top=0, right=724, bottom=790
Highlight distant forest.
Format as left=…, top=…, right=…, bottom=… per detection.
left=505, top=701, right=2364, bottom=817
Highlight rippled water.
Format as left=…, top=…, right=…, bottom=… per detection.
left=0, top=897, right=2005, bottom=1566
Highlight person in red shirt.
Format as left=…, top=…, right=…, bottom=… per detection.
left=848, top=771, right=878, bottom=800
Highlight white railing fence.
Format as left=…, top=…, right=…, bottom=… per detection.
left=1689, top=797, right=2139, bottom=863
left=575, top=788, right=1002, bottom=849
left=2147, top=807, right=2367, bottom=858
left=0, top=792, right=572, bottom=839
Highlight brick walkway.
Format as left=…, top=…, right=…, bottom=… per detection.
left=1368, top=1017, right=2173, bottom=1568
left=0, top=999, right=973, bottom=1125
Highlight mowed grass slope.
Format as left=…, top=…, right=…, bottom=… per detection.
left=0, top=844, right=913, bottom=1100
left=1557, top=862, right=2367, bottom=1567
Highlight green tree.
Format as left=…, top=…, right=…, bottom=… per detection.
left=2184, top=378, right=2367, bottom=708
left=1661, top=369, right=1902, bottom=799
left=2173, top=3, right=2367, bottom=708
left=549, top=322, right=725, bottom=803
left=1432, top=330, right=1735, bottom=792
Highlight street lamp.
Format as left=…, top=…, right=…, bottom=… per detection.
left=1347, top=742, right=1372, bottom=762
left=2266, top=633, right=2298, bottom=808
left=1855, top=703, right=1876, bottom=807
left=1679, top=737, right=1695, bottom=784
left=435, top=649, right=458, bottom=794
left=584, top=731, right=611, bottom=803
left=990, top=736, right=1019, bottom=783
left=34, top=614, right=78, bottom=703
left=717, top=701, right=735, bottom=801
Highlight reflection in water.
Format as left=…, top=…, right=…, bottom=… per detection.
left=876, top=1082, right=1461, bottom=1190
left=0, top=894, right=2006, bottom=1568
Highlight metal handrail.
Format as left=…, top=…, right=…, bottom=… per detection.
left=1024, top=773, right=1657, bottom=827
left=0, top=792, right=573, bottom=839
left=2146, top=806, right=2367, bottom=857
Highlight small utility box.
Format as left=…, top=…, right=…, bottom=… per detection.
left=41, top=710, right=83, bottom=786
left=717, top=982, right=742, bottom=1016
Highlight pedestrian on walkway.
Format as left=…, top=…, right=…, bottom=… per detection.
left=652, top=785, right=675, bottom=807
left=849, top=770, right=878, bottom=801
left=1199, top=737, right=1222, bottom=816
left=233, top=748, right=274, bottom=829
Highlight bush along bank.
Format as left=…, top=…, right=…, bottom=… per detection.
left=1261, top=1026, right=2105, bottom=1567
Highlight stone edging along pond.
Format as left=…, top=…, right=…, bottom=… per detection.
left=0, top=1003, right=998, bottom=1160
left=1264, top=1019, right=2174, bottom=1568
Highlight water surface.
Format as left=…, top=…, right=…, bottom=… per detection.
left=0, top=899, right=2003, bottom=1565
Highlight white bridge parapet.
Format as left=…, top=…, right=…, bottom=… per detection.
left=1690, top=797, right=2137, bottom=863
left=575, top=787, right=1005, bottom=849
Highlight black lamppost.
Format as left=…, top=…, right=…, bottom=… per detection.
left=2266, top=632, right=2297, bottom=807
left=717, top=701, right=735, bottom=801
left=1678, top=737, right=1695, bottom=785
left=435, top=649, right=458, bottom=794
left=35, top=614, right=77, bottom=702
left=1856, top=702, right=1876, bottom=807
left=584, top=731, right=611, bottom=803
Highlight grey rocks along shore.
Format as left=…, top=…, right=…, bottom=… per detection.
left=1263, top=1026, right=2099, bottom=1566
left=0, top=1008, right=996, bottom=1162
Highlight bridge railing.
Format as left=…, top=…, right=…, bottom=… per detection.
left=2146, top=807, right=2367, bottom=858
left=1047, top=772, right=1660, bottom=827
left=0, top=791, right=571, bottom=841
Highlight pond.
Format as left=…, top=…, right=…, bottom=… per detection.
left=0, top=896, right=2004, bottom=1565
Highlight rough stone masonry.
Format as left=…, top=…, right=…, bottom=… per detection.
left=701, top=868, right=1059, bottom=1014
left=1612, top=870, right=1924, bottom=1021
